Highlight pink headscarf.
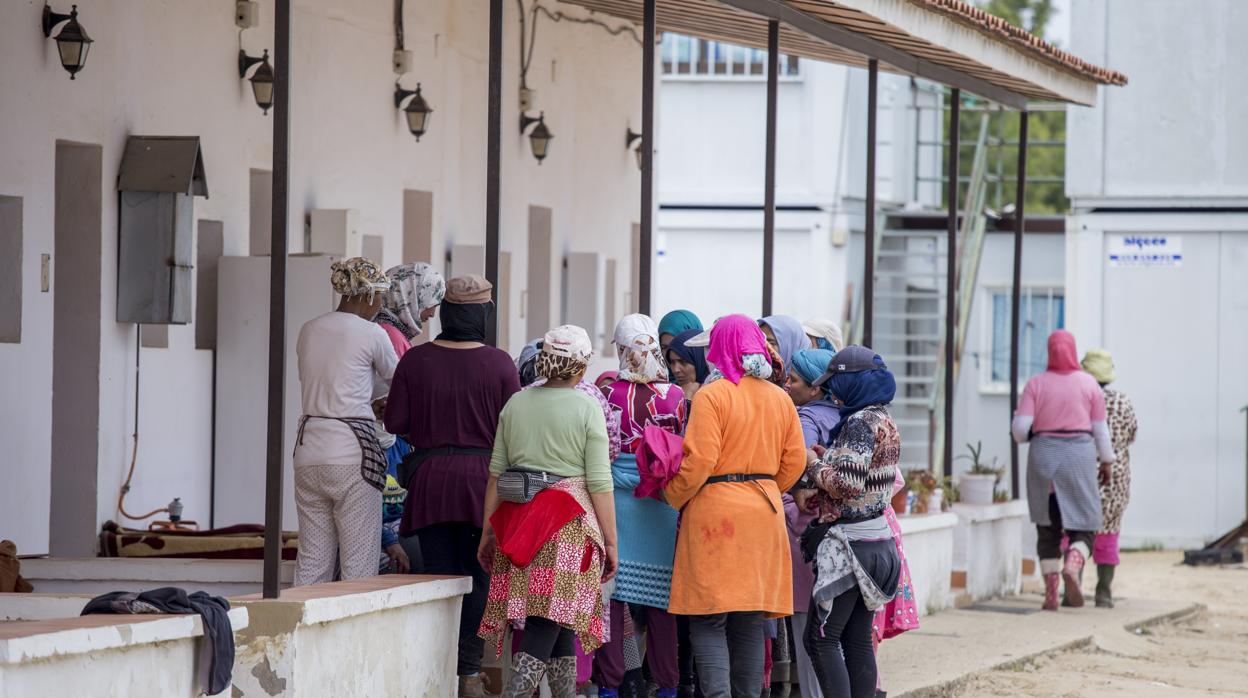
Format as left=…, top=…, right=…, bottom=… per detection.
left=706, top=314, right=770, bottom=384
left=1046, top=330, right=1080, bottom=373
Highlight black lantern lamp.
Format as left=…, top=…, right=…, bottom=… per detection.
left=627, top=128, right=644, bottom=170
left=394, top=84, right=434, bottom=141
left=238, top=49, right=274, bottom=114
left=520, top=112, right=554, bottom=164
left=42, top=4, right=93, bottom=80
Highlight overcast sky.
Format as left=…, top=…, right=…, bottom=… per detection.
left=1047, top=0, right=1072, bottom=48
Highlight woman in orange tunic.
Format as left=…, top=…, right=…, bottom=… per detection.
left=664, top=314, right=808, bottom=698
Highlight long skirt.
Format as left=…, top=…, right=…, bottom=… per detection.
left=1026, top=435, right=1102, bottom=533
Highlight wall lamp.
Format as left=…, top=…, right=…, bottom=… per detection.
left=394, top=84, right=433, bottom=142
left=627, top=128, right=644, bottom=170
left=238, top=49, right=274, bottom=114
left=42, top=3, right=93, bottom=80
left=519, top=112, right=554, bottom=165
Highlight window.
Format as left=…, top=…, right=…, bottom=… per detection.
left=661, top=33, right=800, bottom=79
left=987, top=287, right=1064, bottom=387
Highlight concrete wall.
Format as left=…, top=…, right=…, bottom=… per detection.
left=951, top=501, right=1026, bottom=601
left=898, top=512, right=957, bottom=616
left=0, top=0, right=641, bottom=552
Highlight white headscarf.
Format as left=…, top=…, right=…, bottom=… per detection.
left=613, top=313, right=667, bottom=383
left=802, top=318, right=844, bottom=353
left=538, top=325, right=594, bottom=381
left=380, top=262, right=446, bottom=339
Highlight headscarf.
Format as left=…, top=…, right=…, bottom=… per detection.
left=536, top=325, right=593, bottom=381
left=594, top=370, right=619, bottom=387
left=705, top=314, right=771, bottom=385
left=802, top=318, right=844, bottom=352
left=658, top=310, right=703, bottom=339
left=1081, top=348, right=1116, bottom=384
left=1046, top=329, right=1080, bottom=373
left=790, top=348, right=835, bottom=395
left=667, top=329, right=710, bottom=384
left=437, top=275, right=493, bottom=343
left=614, top=314, right=667, bottom=383
left=759, top=315, right=807, bottom=369
left=516, top=338, right=544, bottom=387
left=377, top=262, right=445, bottom=340
left=819, top=345, right=896, bottom=441
left=330, top=257, right=389, bottom=299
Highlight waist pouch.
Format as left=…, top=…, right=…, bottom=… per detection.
left=497, top=469, right=566, bottom=504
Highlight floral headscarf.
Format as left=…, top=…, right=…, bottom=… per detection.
left=614, top=314, right=668, bottom=384
left=378, top=262, right=446, bottom=340
left=330, top=257, right=389, bottom=299
left=536, top=325, right=594, bottom=381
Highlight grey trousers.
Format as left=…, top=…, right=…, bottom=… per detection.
left=687, top=611, right=765, bottom=698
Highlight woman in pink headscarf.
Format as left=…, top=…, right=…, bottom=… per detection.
left=1012, top=330, right=1115, bottom=612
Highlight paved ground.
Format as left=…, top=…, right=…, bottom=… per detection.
left=876, top=551, right=1248, bottom=697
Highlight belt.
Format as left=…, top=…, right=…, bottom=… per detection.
left=398, top=445, right=493, bottom=489
left=705, top=473, right=774, bottom=484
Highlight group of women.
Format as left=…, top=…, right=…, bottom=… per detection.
left=293, top=256, right=1137, bottom=698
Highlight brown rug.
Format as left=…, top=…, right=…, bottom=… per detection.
left=99, top=521, right=299, bottom=560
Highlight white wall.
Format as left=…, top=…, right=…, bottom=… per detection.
left=0, top=0, right=642, bottom=551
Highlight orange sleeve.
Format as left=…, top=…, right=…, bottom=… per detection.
left=775, top=400, right=807, bottom=492
left=665, top=386, right=722, bottom=510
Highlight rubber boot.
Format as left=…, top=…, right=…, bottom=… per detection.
left=502, top=652, right=547, bottom=698
left=546, top=656, right=577, bottom=698
left=1042, top=572, right=1061, bottom=611
left=1095, top=564, right=1115, bottom=608
left=1063, top=547, right=1087, bottom=608
left=459, top=674, right=488, bottom=698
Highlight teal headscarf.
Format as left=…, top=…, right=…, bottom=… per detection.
left=790, top=348, right=835, bottom=394
left=658, top=310, right=703, bottom=338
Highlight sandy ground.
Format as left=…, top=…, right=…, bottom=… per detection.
left=957, top=551, right=1248, bottom=697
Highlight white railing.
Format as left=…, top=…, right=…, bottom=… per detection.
left=661, top=33, right=801, bottom=80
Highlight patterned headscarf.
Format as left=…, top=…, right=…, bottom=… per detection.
left=378, top=262, right=445, bottom=340
left=802, top=318, right=844, bottom=352
left=330, top=257, right=389, bottom=299
left=614, top=314, right=668, bottom=384
left=536, top=325, right=594, bottom=381
left=705, top=314, right=772, bottom=385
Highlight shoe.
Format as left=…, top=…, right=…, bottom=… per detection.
left=1063, top=547, right=1087, bottom=608
left=547, top=656, right=577, bottom=698
left=1042, top=572, right=1061, bottom=611
left=1095, top=564, right=1115, bottom=608
left=501, top=652, right=547, bottom=698
left=460, top=674, right=488, bottom=698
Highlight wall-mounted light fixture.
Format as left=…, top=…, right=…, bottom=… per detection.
left=394, top=84, right=433, bottom=142
left=238, top=49, right=274, bottom=114
left=42, top=3, right=93, bottom=80
left=627, top=128, right=644, bottom=170
left=520, top=112, right=554, bottom=165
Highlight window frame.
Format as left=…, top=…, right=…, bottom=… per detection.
left=660, top=33, right=802, bottom=82
left=978, top=283, right=1066, bottom=395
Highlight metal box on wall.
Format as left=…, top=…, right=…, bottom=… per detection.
left=116, top=136, right=208, bottom=324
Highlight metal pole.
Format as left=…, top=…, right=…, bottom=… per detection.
left=761, top=20, right=779, bottom=317
left=943, top=88, right=959, bottom=480
left=863, top=58, right=878, bottom=347
left=638, top=0, right=655, bottom=315
left=1009, top=111, right=1029, bottom=500
left=262, top=0, right=291, bottom=599
left=484, top=0, right=502, bottom=345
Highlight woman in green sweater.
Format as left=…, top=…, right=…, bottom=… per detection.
left=477, top=325, right=618, bottom=698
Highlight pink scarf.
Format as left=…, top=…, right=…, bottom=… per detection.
left=706, top=314, right=770, bottom=384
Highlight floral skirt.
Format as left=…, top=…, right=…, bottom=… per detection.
left=873, top=506, right=919, bottom=641
left=478, top=478, right=607, bottom=658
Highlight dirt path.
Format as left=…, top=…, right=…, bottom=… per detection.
left=958, top=551, right=1248, bottom=697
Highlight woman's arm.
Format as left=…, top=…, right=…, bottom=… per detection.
left=807, top=416, right=874, bottom=501
left=664, top=389, right=720, bottom=509
left=476, top=474, right=502, bottom=571
left=1011, top=415, right=1034, bottom=443
left=589, top=490, right=618, bottom=582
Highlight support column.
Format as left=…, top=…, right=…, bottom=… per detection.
left=1009, top=111, right=1029, bottom=499
left=485, top=0, right=503, bottom=345
left=943, top=88, right=959, bottom=480
left=761, top=20, right=779, bottom=317
left=863, top=58, right=878, bottom=347
left=638, top=0, right=656, bottom=315
left=263, top=0, right=291, bottom=599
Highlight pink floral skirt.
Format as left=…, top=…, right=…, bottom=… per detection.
left=872, top=506, right=919, bottom=641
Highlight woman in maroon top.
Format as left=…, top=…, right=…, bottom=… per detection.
left=384, top=275, right=520, bottom=698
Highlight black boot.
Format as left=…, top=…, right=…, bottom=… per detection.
left=1095, top=564, right=1115, bottom=608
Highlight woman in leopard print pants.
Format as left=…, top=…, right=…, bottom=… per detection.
left=1082, top=349, right=1138, bottom=608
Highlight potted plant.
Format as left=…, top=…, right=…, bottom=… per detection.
left=955, top=441, right=1002, bottom=506
left=905, top=469, right=944, bottom=514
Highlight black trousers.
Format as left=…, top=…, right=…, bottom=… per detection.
left=804, top=587, right=877, bottom=698
left=1037, top=493, right=1095, bottom=560
left=520, top=616, right=576, bottom=661
left=416, top=522, right=489, bottom=675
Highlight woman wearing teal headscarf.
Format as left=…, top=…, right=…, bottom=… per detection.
left=658, top=310, right=703, bottom=354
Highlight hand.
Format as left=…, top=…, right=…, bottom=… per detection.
left=372, top=398, right=387, bottom=420
left=476, top=530, right=496, bottom=572
left=793, top=488, right=818, bottom=514
left=812, top=444, right=827, bottom=458
left=1099, top=461, right=1113, bottom=486
left=601, top=543, right=619, bottom=583
left=385, top=543, right=410, bottom=573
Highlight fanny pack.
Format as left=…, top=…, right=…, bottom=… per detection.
left=497, top=469, right=566, bottom=504
left=397, top=445, right=493, bottom=489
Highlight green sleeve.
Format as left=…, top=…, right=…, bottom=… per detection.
left=489, top=402, right=512, bottom=476
left=582, top=400, right=613, bottom=493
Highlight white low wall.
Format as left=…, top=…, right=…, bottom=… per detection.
left=21, top=557, right=295, bottom=597
left=898, top=512, right=957, bottom=616
left=0, top=596, right=248, bottom=697
left=952, top=500, right=1028, bottom=601
left=231, top=574, right=471, bottom=697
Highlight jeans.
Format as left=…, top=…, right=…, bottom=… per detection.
left=416, top=522, right=489, bottom=675
left=1037, top=493, right=1095, bottom=561
left=519, top=616, right=576, bottom=661
left=687, top=611, right=765, bottom=698
left=595, top=601, right=681, bottom=689
left=804, top=588, right=876, bottom=698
